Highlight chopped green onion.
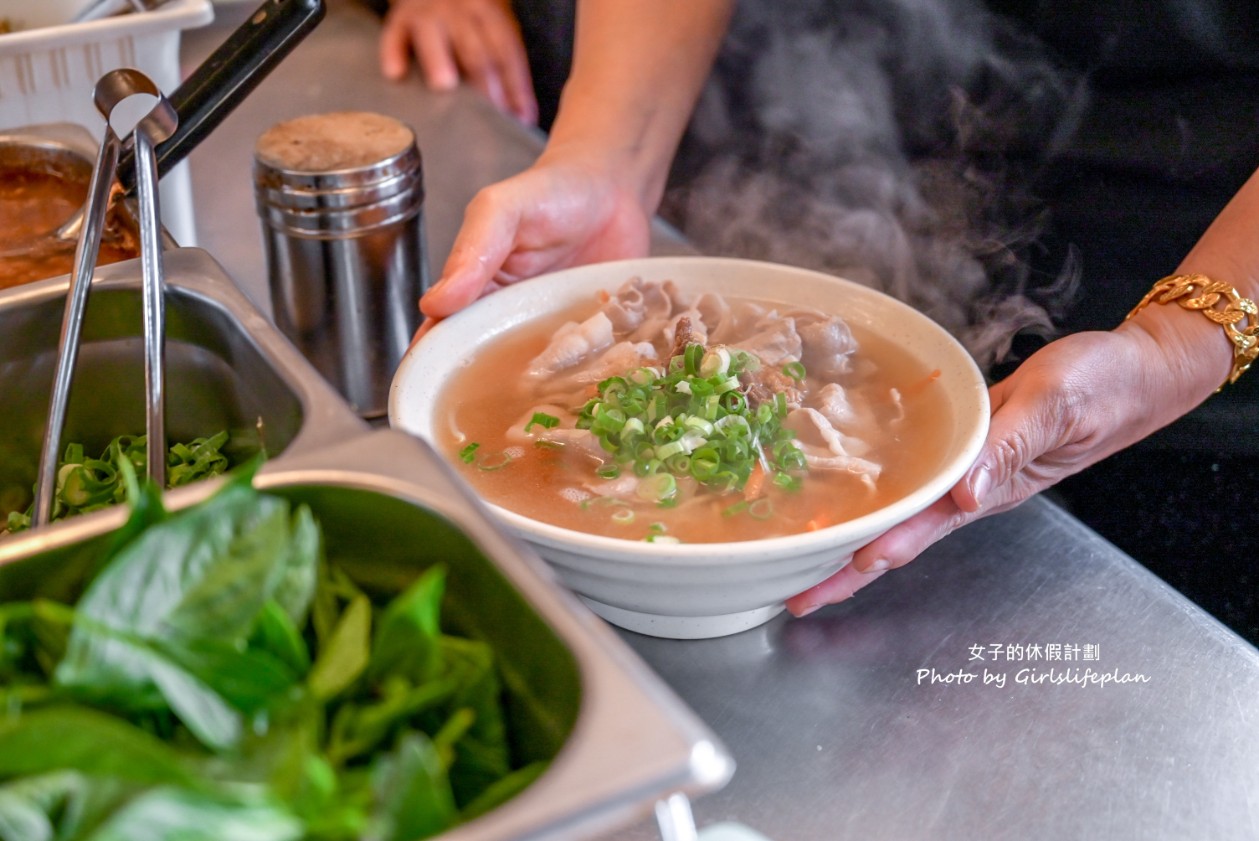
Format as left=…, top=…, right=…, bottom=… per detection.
left=571, top=341, right=806, bottom=498
left=476, top=451, right=514, bottom=471
left=655, top=440, right=686, bottom=460
left=683, top=343, right=704, bottom=375
left=690, top=451, right=720, bottom=482
left=458, top=442, right=481, bottom=463
left=644, top=534, right=681, bottom=544
left=772, top=471, right=802, bottom=491
left=782, top=361, right=807, bottom=382
left=748, top=498, right=775, bottom=520
left=6, top=432, right=234, bottom=533
left=633, top=458, right=662, bottom=477
left=637, top=473, right=678, bottom=503
left=594, top=406, right=627, bottom=433
left=700, top=348, right=731, bottom=377
left=581, top=496, right=629, bottom=510
left=714, top=415, right=749, bottom=434
left=688, top=378, right=714, bottom=398
left=683, top=416, right=715, bottom=435
left=664, top=454, right=691, bottom=474
left=524, top=412, right=560, bottom=433
left=611, top=509, right=636, bottom=525
left=730, top=350, right=759, bottom=374
left=596, top=462, right=622, bottom=480
left=599, top=376, right=629, bottom=396
left=778, top=447, right=808, bottom=472
left=720, top=391, right=747, bottom=414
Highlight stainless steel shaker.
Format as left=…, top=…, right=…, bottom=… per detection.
left=254, top=111, right=429, bottom=418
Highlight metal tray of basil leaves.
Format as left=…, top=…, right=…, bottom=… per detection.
left=0, top=248, right=734, bottom=840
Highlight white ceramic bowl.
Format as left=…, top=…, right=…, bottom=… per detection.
left=390, top=257, right=989, bottom=639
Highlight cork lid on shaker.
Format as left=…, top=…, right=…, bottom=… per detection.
left=253, top=111, right=423, bottom=208
left=255, top=111, right=414, bottom=173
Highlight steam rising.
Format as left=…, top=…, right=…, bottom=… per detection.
left=662, top=0, right=1087, bottom=371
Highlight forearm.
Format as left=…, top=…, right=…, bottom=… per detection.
left=541, top=0, right=734, bottom=211
left=1117, top=166, right=1259, bottom=420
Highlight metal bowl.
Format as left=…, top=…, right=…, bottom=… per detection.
left=0, top=248, right=357, bottom=517
left=0, top=122, right=153, bottom=289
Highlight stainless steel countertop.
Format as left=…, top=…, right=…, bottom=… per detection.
left=183, top=3, right=1259, bottom=839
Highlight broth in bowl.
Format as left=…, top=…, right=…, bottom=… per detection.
left=434, top=277, right=955, bottom=544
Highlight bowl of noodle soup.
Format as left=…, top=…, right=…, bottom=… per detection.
left=391, top=257, right=989, bottom=638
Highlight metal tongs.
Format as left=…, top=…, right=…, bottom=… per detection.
left=32, top=70, right=177, bottom=528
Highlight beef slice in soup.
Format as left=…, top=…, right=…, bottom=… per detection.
left=437, top=278, right=953, bottom=543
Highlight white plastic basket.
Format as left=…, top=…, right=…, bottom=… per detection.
left=0, top=0, right=215, bottom=246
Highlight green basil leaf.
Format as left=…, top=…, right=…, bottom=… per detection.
left=0, top=773, right=71, bottom=841
left=157, top=493, right=293, bottom=641
left=93, top=473, right=166, bottom=573
left=371, top=733, right=457, bottom=841
left=145, top=656, right=243, bottom=752
left=270, top=505, right=321, bottom=629
left=0, top=793, right=52, bottom=841
left=326, top=676, right=459, bottom=767
left=56, top=481, right=303, bottom=703
left=310, top=564, right=368, bottom=649
left=307, top=594, right=371, bottom=701
left=459, top=761, right=548, bottom=822
left=0, top=770, right=136, bottom=841
left=0, top=708, right=196, bottom=787
left=26, top=603, right=252, bottom=750
left=166, top=636, right=298, bottom=717
left=435, top=637, right=511, bottom=805
left=248, top=601, right=311, bottom=678
left=0, top=601, right=69, bottom=689
left=81, top=787, right=303, bottom=841
left=368, top=565, right=446, bottom=684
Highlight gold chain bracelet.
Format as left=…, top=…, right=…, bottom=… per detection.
left=1126, top=273, right=1259, bottom=391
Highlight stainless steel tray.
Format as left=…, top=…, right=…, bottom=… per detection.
left=0, top=248, right=366, bottom=504
left=0, top=247, right=734, bottom=840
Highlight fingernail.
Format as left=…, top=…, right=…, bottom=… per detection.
left=430, top=71, right=458, bottom=91
left=789, top=601, right=822, bottom=618
left=860, top=557, right=890, bottom=573
left=968, top=466, right=991, bottom=506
